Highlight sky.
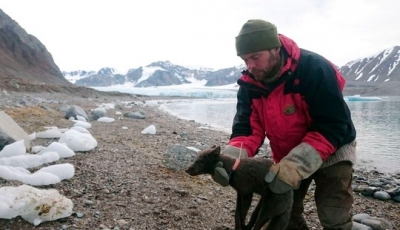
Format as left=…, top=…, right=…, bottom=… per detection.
left=1, top=0, right=399, bottom=73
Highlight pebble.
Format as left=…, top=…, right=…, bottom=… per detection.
left=117, top=219, right=129, bottom=225
left=99, top=224, right=109, bottom=229
left=392, top=196, right=400, bottom=202
left=353, top=170, right=400, bottom=203
left=373, top=191, right=391, bottom=201
left=368, top=179, right=383, bottom=187
left=353, top=213, right=371, bottom=222
left=361, top=218, right=393, bottom=230
left=360, top=187, right=378, bottom=196
left=352, top=221, right=372, bottom=230
left=352, top=213, right=394, bottom=230
left=84, top=200, right=93, bottom=205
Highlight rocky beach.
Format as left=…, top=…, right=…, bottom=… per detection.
left=0, top=90, right=399, bottom=230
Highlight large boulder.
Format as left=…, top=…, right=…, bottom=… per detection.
left=64, top=105, right=88, bottom=121
left=0, top=111, right=31, bottom=150
left=91, top=108, right=107, bottom=120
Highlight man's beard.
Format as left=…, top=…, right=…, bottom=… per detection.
left=251, top=52, right=282, bottom=83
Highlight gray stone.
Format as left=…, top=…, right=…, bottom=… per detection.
left=392, top=195, right=400, bottom=203
left=64, top=105, right=88, bottom=120
left=355, top=176, right=367, bottom=181
left=385, top=186, right=400, bottom=196
left=0, top=111, right=31, bottom=150
left=91, top=108, right=107, bottom=120
left=368, top=179, right=383, bottom=187
left=162, top=144, right=198, bottom=171
left=361, top=217, right=393, bottom=230
left=352, top=185, right=364, bottom=193
left=123, top=111, right=146, bottom=119
left=352, top=221, right=372, bottom=230
left=59, top=105, right=71, bottom=113
left=373, top=191, right=391, bottom=201
left=353, top=213, right=371, bottom=223
left=361, top=219, right=382, bottom=229
left=360, top=187, right=379, bottom=196
left=84, top=200, right=93, bottom=205
left=377, top=177, right=392, bottom=185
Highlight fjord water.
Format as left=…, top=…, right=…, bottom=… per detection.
left=160, top=97, right=400, bottom=174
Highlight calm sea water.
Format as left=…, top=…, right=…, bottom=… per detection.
left=160, top=97, right=400, bottom=174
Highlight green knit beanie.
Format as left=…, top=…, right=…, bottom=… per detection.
left=235, top=19, right=282, bottom=56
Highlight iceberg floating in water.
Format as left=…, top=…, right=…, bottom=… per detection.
left=344, top=95, right=384, bottom=102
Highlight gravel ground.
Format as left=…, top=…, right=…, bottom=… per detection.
left=0, top=91, right=399, bottom=230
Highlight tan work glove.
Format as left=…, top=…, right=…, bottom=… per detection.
left=265, top=142, right=323, bottom=194
left=212, top=145, right=248, bottom=187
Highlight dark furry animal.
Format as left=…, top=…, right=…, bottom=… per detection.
left=186, top=145, right=293, bottom=230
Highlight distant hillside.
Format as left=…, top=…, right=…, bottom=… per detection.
left=63, top=61, right=244, bottom=88
left=340, top=46, right=400, bottom=96
left=339, top=46, right=400, bottom=83
left=0, top=9, right=71, bottom=87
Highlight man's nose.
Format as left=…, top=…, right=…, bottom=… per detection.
left=246, top=61, right=255, bottom=70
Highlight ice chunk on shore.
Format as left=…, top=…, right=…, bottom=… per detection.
left=29, top=132, right=36, bottom=141
left=71, top=120, right=92, bottom=129
left=70, top=126, right=90, bottom=134
left=76, top=115, right=87, bottom=121
left=36, top=163, right=75, bottom=181
left=36, top=129, right=62, bottom=139
left=31, top=145, right=46, bottom=154
left=0, top=165, right=61, bottom=185
left=0, top=140, right=26, bottom=158
left=0, top=184, right=73, bottom=226
left=38, top=142, right=75, bottom=158
left=97, top=117, right=115, bottom=123
left=141, top=125, right=156, bottom=134
left=58, top=129, right=97, bottom=151
left=0, top=152, right=59, bottom=168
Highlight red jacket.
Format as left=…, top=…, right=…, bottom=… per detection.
left=228, top=34, right=356, bottom=163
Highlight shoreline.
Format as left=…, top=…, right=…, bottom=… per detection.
left=0, top=91, right=398, bottom=229
left=157, top=97, right=400, bottom=175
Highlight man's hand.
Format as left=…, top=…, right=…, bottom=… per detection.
left=265, top=142, right=323, bottom=194
left=212, top=145, right=248, bottom=186
left=211, top=162, right=230, bottom=187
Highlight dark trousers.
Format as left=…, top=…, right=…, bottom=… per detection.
left=286, top=161, right=354, bottom=230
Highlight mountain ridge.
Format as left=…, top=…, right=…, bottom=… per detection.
left=62, top=46, right=400, bottom=96
left=0, top=8, right=399, bottom=96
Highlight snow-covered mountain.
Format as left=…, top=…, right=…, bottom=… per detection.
left=62, top=47, right=400, bottom=96
left=339, top=46, right=400, bottom=83
left=63, top=70, right=96, bottom=84
left=62, top=61, right=245, bottom=88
